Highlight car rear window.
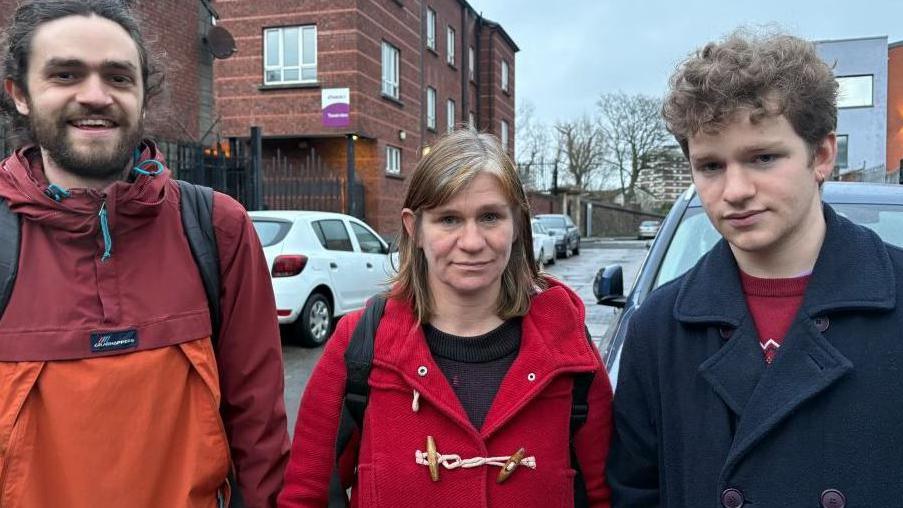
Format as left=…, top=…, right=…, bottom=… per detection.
left=252, top=219, right=292, bottom=247
left=312, top=219, right=354, bottom=252
left=537, top=217, right=566, bottom=228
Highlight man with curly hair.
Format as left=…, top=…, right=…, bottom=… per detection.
left=608, top=31, right=903, bottom=507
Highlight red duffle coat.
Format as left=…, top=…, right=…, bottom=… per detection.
left=279, top=278, right=613, bottom=507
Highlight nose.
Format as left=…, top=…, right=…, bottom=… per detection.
left=457, top=220, right=487, bottom=252
left=721, top=163, right=755, bottom=205
left=75, top=74, right=114, bottom=109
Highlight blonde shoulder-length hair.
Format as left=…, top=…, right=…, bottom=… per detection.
left=391, top=129, right=546, bottom=323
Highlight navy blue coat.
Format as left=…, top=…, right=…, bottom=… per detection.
left=607, top=204, right=903, bottom=507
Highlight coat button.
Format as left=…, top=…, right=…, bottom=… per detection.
left=814, top=316, right=830, bottom=333
left=820, top=489, right=846, bottom=508
left=719, top=327, right=734, bottom=339
left=721, top=488, right=744, bottom=508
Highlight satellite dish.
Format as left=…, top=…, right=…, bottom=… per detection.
left=206, top=26, right=237, bottom=59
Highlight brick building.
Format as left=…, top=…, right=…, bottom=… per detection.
left=889, top=41, right=903, bottom=175
left=213, top=0, right=518, bottom=235
left=0, top=0, right=219, bottom=146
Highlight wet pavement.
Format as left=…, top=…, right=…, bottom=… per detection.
left=281, top=240, right=649, bottom=433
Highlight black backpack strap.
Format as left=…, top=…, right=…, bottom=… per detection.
left=328, top=295, right=387, bottom=508
left=176, top=181, right=243, bottom=506
left=570, top=325, right=595, bottom=508
left=177, top=180, right=222, bottom=345
left=0, top=198, right=19, bottom=321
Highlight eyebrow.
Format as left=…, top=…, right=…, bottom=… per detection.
left=431, top=202, right=510, bottom=215
left=43, top=58, right=138, bottom=73
left=690, top=141, right=789, bottom=166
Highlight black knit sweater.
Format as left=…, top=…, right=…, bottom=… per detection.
left=423, top=318, right=522, bottom=430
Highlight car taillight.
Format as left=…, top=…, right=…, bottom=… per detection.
left=272, top=255, right=308, bottom=277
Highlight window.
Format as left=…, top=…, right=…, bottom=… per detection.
left=426, top=87, right=436, bottom=130
left=312, top=220, right=353, bottom=252
left=350, top=222, right=385, bottom=254
left=468, top=111, right=475, bottom=128
left=836, top=135, right=849, bottom=170
left=837, top=75, right=873, bottom=108
left=251, top=220, right=291, bottom=247
left=501, top=120, right=509, bottom=151
left=447, top=99, right=455, bottom=133
left=446, top=27, right=455, bottom=66
left=264, top=26, right=317, bottom=85
left=468, top=46, right=475, bottom=80
left=425, top=8, right=436, bottom=50
left=386, top=145, right=402, bottom=175
left=381, top=42, right=400, bottom=99
left=501, top=59, right=509, bottom=92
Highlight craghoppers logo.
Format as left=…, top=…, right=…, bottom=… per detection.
left=90, top=329, right=138, bottom=353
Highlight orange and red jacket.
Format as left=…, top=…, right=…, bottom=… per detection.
left=0, top=145, right=290, bottom=508
left=279, top=278, right=613, bottom=508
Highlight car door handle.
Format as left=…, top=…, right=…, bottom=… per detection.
left=330, top=262, right=338, bottom=269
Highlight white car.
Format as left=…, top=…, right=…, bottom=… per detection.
left=249, top=211, right=394, bottom=346
left=531, top=219, right=556, bottom=266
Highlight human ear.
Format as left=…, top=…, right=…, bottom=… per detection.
left=812, top=133, right=837, bottom=183
left=4, top=79, right=30, bottom=116
left=401, top=208, right=418, bottom=245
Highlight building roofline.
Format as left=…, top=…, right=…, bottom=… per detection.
left=890, top=40, right=903, bottom=49
left=480, top=17, right=520, bottom=52
left=813, top=35, right=888, bottom=45
left=456, top=0, right=519, bottom=52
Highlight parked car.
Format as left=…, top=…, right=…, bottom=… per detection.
left=535, top=213, right=580, bottom=258
left=249, top=211, right=394, bottom=347
left=594, top=182, right=903, bottom=388
left=637, top=220, right=661, bottom=239
left=531, top=219, right=556, bottom=266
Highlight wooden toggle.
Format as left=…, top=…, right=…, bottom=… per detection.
left=496, top=447, right=526, bottom=483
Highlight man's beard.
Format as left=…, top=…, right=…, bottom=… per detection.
left=28, top=104, right=144, bottom=181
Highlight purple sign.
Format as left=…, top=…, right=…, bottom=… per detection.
left=322, top=88, right=351, bottom=128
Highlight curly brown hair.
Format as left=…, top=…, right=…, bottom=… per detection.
left=663, top=30, right=837, bottom=159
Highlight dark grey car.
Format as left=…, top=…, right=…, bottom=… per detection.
left=535, top=213, right=581, bottom=258
left=594, top=182, right=903, bottom=388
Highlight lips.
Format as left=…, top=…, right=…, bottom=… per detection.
left=724, top=210, right=765, bottom=228
left=69, top=118, right=118, bottom=129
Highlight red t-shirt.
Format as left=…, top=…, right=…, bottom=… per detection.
left=739, top=270, right=811, bottom=364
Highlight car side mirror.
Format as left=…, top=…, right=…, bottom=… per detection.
left=594, top=265, right=626, bottom=308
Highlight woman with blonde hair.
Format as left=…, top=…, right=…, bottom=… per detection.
left=279, top=129, right=613, bottom=508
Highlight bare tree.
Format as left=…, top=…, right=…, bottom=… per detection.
left=597, top=92, right=669, bottom=204
left=554, top=115, right=606, bottom=191
left=515, top=100, right=553, bottom=190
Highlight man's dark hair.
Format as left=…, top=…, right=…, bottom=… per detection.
left=0, top=0, right=164, bottom=145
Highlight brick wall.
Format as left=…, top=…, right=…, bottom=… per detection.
left=889, top=43, right=903, bottom=173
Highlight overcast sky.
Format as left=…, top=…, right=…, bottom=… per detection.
left=473, top=0, right=903, bottom=129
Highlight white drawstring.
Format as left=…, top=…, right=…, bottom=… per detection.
left=412, top=389, right=421, bottom=412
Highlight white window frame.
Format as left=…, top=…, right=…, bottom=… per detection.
left=501, top=59, right=509, bottom=92
left=263, top=25, right=317, bottom=85
left=381, top=42, right=400, bottom=99
left=836, top=75, right=873, bottom=108
left=426, top=87, right=437, bottom=130
left=386, top=145, right=402, bottom=175
left=501, top=120, right=509, bottom=151
left=446, top=26, right=456, bottom=66
left=836, top=134, right=849, bottom=169
left=425, top=8, right=436, bottom=50
left=447, top=99, right=455, bottom=133
left=468, top=46, right=475, bottom=80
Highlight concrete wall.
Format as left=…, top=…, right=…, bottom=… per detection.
left=816, top=37, right=888, bottom=174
